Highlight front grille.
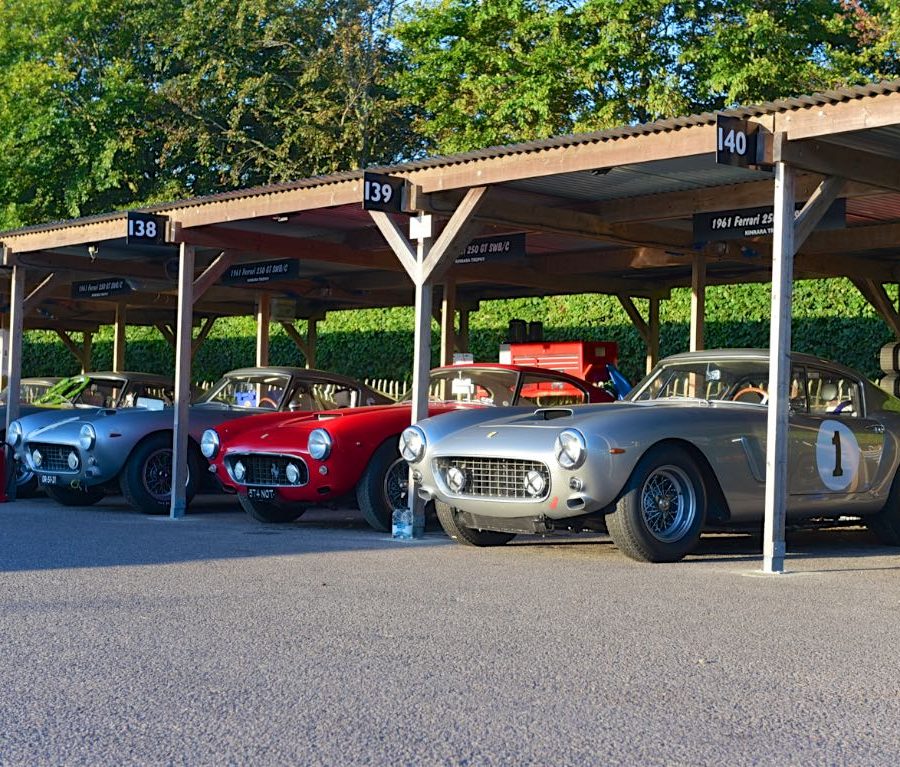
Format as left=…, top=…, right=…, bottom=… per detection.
left=434, top=456, right=551, bottom=500
left=227, top=454, right=309, bottom=487
left=27, top=442, right=78, bottom=473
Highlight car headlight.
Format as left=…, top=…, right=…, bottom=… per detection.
left=6, top=421, right=22, bottom=447
left=200, top=429, right=219, bottom=459
left=233, top=460, right=246, bottom=482
left=399, top=426, right=426, bottom=463
left=446, top=465, right=466, bottom=493
left=554, top=429, right=586, bottom=469
left=67, top=451, right=80, bottom=470
left=78, top=424, right=96, bottom=450
left=308, top=429, right=332, bottom=461
left=286, top=463, right=301, bottom=485
left=31, top=448, right=43, bottom=467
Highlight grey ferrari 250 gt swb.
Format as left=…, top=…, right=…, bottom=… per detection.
left=401, top=349, right=900, bottom=562
left=8, top=367, right=390, bottom=514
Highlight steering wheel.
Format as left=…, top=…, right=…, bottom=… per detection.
left=732, top=386, right=768, bottom=405
left=258, top=396, right=279, bottom=409
left=833, top=400, right=853, bottom=414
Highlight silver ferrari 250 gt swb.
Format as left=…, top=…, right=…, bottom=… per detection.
left=401, top=349, right=900, bottom=562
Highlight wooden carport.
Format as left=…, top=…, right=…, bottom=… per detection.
left=4, top=79, right=900, bottom=572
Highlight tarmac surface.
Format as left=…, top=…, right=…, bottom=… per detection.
left=2, top=493, right=900, bottom=766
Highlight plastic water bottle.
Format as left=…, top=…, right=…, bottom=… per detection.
left=392, top=507, right=413, bottom=539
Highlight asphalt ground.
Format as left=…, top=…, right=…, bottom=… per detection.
left=2, top=494, right=900, bottom=766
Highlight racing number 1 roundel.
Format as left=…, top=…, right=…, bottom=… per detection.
left=815, top=420, right=860, bottom=491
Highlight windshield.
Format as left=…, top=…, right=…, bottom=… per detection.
left=628, top=358, right=772, bottom=403
left=198, top=372, right=292, bottom=410
left=402, top=368, right=522, bottom=407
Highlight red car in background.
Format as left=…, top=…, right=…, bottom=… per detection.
left=201, top=363, right=617, bottom=530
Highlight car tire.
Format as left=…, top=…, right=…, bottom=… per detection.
left=866, top=469, right=900, bottom=545
left=45, top=484, right=105, bottom=507
left=607, top=444, right=706, bottom=563
left=238, top=494, right=305, bottom=524
left=435, top=500, right=516, bottom=547
left=119, top=433, right=200, bottom=515
left=356, top=439, right=410, bottom=532
left=14, top=463, right=39, bottom=498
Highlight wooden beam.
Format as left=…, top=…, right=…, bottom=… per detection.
left=155, top=323, right=176, bottom=348
left=306, top=318, right=317, bottom=369
left=368, top=212, right=418, bottom=278
left=647, top=297, right=660, bottom=374
left=776, top=138, right=900, bottom=193
left=5, top=264, right=25, bottom=431
left=793, top=176, right=846, bottom=249
left=23, top=273, right=59, bottom=314
left=422, top=187, right=488, bottom=283
left=851, top=278, right=900, bottom=339
left=771, top=89, right=900, bottom=142
left=457, top=308, right=470, bottom=353
left=440, top=280, right=456, bottom=366
left=280, top=321, right=309, bottom=359
left=617, top=296, right=649, bottom=342
left=193, top=250, right=237, bottom=303
left=1, top=216, right=128, bottom=254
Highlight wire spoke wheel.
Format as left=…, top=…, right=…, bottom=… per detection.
left=382, top=457, right=409, bottom=510
left=640, top=465, right=696, bottom=543
left=142, top=448, right=176, bottom=502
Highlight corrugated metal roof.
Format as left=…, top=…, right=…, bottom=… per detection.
left=3, top=78, right=900, bottom=238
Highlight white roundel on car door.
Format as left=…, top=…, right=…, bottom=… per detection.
left=815, top=420, right=860, bottom=492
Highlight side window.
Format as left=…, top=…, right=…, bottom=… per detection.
left=518, top=374, right=589, bottom=406
left=807, top=369, right=861, bottom=417
left=789, top=368, right=808, bottom=413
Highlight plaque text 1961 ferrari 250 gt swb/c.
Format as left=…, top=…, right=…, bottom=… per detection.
left=401, top=349, right=900, bottom=562
left=203, top=362, right=618, bottom=530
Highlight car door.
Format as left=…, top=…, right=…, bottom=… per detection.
left=789, top=366, right=885, bottom=497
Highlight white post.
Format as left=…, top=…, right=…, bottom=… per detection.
left=5, top=265, right=25, bottom=430
left=440, top=280, right=456, bottom=366
left=113, top=303, right=127, bottom=372
left=690, top=255, right=705, bottom=352
left=256, top=293, right=270, bottom=367
left=647, top=297, right=660, bottom=374
left=409, top=230, right=433, bottom=537
left=170, top=243, right=195, bottom=519
left=763, top=159, right=795, bottom=574
left=306, top=318, right=317, bottom=369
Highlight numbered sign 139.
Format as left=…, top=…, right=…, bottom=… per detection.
left=362, top=172, right=406, bottom=213
left=715, top=116, right=758, bottom=168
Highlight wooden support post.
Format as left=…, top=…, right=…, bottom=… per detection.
left=0, top=277, right=8, bottom=391
left=440, top=280, right=456, bottom=366
left=170, top=243, right=195, bottom=520
left=113, top=303, right=127, bottom=372
left=458, top=309, right=470, bottom=353
left=256, top=293, right=270, bottom=367
left=81, top=332, right=92, bottom=373
left=155, top=323, right=176, bottom=349
left=851, top=279, right=900, bottom=339
left=306, top=319, right=317, bottom=369
left=763, top=156, right=795, bottom=575
left=23, top=273, right=58, bottom=314
left=5, top=264, right=25, bottom=433
left=690, top=255, right=705, bottom=352
left=647, top=297, right=660, bottom=374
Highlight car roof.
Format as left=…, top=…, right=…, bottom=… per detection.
left=657, top=349, right=866, bottom=380
left=78, top=371, right=175, bottom=385
left=433, top=362, right=589, bottom=382
left=222, top=367, right=376, bottom=387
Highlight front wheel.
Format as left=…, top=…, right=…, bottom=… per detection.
left=435, top=500, right=516, bottom=547
left=45, top=484, right=105, bottom=507
left=356, top=440, right=409, bottom=532
left=238, top=494, right=305, bottom=524
left=119, top=433, right=200, bottom=515
left=14, top=461, right=39, bottom=498
left=866, top=469, right=900, bottom=545
left=606, top=445, right=706, bottom=563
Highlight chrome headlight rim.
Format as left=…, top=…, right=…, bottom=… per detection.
left=399, top=425, right=426, bottom=463
left=446, top=465, right=467, bottom=493
left=6, top=420, right=22, bottom=447
left=78, top=424, right=96, bottom=451
left=67, top=450, right=80, bottom=471
left=233, top=459, right=246, bottom=483
left=200, top=429, right=220, bottom=459
left=285, top=462, right=301, bottom=485
left=308, top=428, right=332, bottom=461
left=554, top=429, right=586, bottom=470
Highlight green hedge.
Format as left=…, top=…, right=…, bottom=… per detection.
left=22, top=278, right=896, bottom=386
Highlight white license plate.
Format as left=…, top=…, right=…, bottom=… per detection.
left=247, top=487, right=276, bottom=501
left=39, top=474, right=58, bottom=486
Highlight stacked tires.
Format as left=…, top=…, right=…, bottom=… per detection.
left=878, top=341, right=900, bottom=396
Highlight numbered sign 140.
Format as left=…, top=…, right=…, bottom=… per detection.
left=715, top=116, right=758, bottom=168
